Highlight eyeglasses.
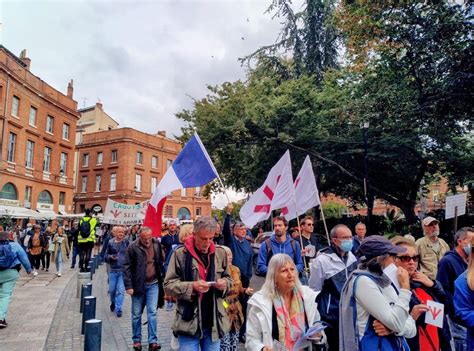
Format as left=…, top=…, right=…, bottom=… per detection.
left=305, top=224, right=314, bottom=227
left=396, top=255, right=420, bottom=263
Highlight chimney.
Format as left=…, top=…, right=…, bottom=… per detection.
left=157, top=130, right=166, bottom=137
left=96, top=102, right=103, bottom=110
left=67, top=79, right=74, bottom=98
left=19, top=49, right=31, bottom=70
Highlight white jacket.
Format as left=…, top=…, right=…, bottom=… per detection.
left=246, top=286, right=322, bottom=351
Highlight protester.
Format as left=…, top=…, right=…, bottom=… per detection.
left=246, top=253, right=326, bottom=350
left=70, top=221, right=80, bottom=269
left=52, top=226, right=70, bottom=277
left=124, top=227, right=165, bottom=351
left=220, top=246, right=253, bottom=351
left=257, top=216, right=304, bottom=276
left=453, top=236, right=474, bottom=351
left=213, top=221, right=224, bottom=245
left=41, top=226, right=53, bottom=272
left=223, top=203, right=253, bottom=342
left=436, top=226, right=474, bottom=350
left=339, top=235, right=416, bottom=351
left=106, top=225, right=128, bottom=317
left=27, top=224, right=46, bottom=276
left=77, top=209, right=98, bottom=272
left=100, top=223, right=114, bottom=263
left=300, top=215, right=326, bottom=266
left=352, top=222, right=367, bottom=255
left=416, top=216, right=450, bottom=280
left=0, top=231, right=32, bottom=328
left=391, top=236, right=451, bottom=351
left=308, top=223, right=358, bottom=351
left=164, top=216, right=232, bottom=350
left=161, top=219, right=179, bottom=261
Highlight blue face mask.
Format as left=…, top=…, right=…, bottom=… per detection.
left=340, top=239, right=353, bottom=252
left=463, top=243, right=471, bottom=256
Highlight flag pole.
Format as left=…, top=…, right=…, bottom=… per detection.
left=296, top=214, right=309, bottom=272
left=319, top=202, right=331, bottom=245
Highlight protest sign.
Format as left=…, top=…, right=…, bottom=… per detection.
left=103, top=198, right=149, bottom=225
left=425, top=300, right=444, bottom=328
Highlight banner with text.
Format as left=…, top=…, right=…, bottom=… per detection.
left=103, top=198, right=149, bottom=225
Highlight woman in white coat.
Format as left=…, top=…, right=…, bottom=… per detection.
left=246, top=253, right=325, bottom=351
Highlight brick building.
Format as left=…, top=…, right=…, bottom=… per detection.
left=0, top=46, right=79, bottom=218
left=74, top=128, right=212, bottom=221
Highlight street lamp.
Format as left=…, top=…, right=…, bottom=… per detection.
left=361, top=122, right=372, bottom=232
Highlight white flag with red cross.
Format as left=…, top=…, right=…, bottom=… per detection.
left=293, top=155, right=321, bottom=218
left=239, top=150, right=296, bottom=228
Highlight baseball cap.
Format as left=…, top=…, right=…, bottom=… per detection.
left=422, top=216, right=439, bottom=226
left=357, top=235, right=406, bottom=261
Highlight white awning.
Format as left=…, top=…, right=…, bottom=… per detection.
left=58, top=212, right=83, bottom=218
left=0, top=205, right=42, bottom=219
left=36, top=209, right=59, bottom=220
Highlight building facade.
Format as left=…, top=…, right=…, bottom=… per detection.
left=0, top=46, right=79, bottom=218
left=74, top=128, right=211, bottom=220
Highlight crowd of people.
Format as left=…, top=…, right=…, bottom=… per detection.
left=0, top=208, right=473, bottom=351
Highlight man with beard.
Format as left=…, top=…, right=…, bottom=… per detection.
left=416, top=216, right=450, bottom=280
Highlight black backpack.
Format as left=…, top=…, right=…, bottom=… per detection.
left=256, top=238, right=298, bottom=276
left=79, top=217, right=92, bottom=238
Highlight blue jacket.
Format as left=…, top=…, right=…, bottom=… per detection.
left=436, top=249, right=467, bottom=317
left=105, top=239, right=129, bottom=272
left=223, top=214, right=253, bottom=283
left=3, top=241, right=32, bottom=273
left=454, top=271, right=474, bottom=351
left=257, top=233, right=303, bottom=275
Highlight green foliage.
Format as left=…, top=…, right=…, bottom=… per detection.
left=322, top=202, right=347, bottom=219
left=211, top=201, right=244, bottom=224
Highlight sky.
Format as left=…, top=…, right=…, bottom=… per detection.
left=0, top=0, right=302, bottom=208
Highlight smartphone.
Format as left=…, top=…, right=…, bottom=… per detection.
left=207, top=281, right=216, bottom=286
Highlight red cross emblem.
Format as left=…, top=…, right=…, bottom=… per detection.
left=254, top=175, right=289, bottom=215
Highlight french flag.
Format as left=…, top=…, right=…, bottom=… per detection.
left=143, top=133, right=218, bottom=237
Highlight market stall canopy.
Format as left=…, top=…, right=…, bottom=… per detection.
left=36, top=209, right=59, bottom=220
left=0, top=205, right=43, bottom=219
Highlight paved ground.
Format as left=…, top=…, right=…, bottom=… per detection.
left=1, top=256, right=264, bottom=351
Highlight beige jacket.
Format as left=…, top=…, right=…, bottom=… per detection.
left=415, top=236, right=450, bottom=280
left=52, top=233, right=70, bottom=262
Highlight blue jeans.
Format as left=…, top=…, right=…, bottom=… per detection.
left=131, top=283, right=158, bottom=344
left=178, top=329, right=220, bottom=351
left=0, top=269, right=19, bottom=320
left=55, top=250, right=63, bottom=273
left=448, top=316, right=467, bottom=351
left=108, top=271, right=125, bottom=312
left=71, top=245, right=79, bottom=268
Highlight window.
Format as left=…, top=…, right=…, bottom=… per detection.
left=11, top=96, right=19, bottom=117
left=196, top=207, right=202, bottom=216
left=7, top=132, right=16, bottom=162
left=136, top=151, right=143, bottom=165
left=59, top=192, right=66, bottom=205
left=25, top=140, right=35, bottom=168
left=110, top=173, right=117, bottom=191
left=164, top=205, right=173, bottom=218
left=111, top=150, right=118, bottom=163
left=62, top=123, right=70, bottom=140
left=151, top=177, right=157, bottom=192
left=152, top=155, right=158, bottom=168
left=96, top=152, right=103, bottom=165
left=432, top=189, right=440, bottom=202
left=24, top=186, right=32, bottom=208
left=43, top=147, right=52, bottom=172
left=181, top=188, right=187, bottom=197
left=29, top=106, right=37, bottom=126
left=95, top=175, right=102, bottom=192
left=46, top=115, right=54, bottom=133
left=135, top=174, right=142, bottom=192
left=60, top=152, right=68, bottom=174
left=81, top=176, right=88, bottom=192
left=167, top=159, right=172, bottom=169
left=195, top=186, right=201, bottom=197
left=0, top=183, right=17, bottom=200
left=38, top=190, right=53, bottom=204
left=82, top=153, right=89, bottom=167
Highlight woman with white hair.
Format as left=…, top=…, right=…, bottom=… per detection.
left=246, top=253, right=325, bottom=351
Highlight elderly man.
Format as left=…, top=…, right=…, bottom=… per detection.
left=416, top=216, right=450, bottom=280
left=308, top=224, right=358, bottom=351
left=165, top=216, right=232, bottom=350
left=124, top=227, right=165, bottom=351
left=352, top=222, right=367, bottom=255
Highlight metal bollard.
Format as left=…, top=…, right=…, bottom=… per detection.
left=82, top=296, right=96, bottom=335
left=76, top=272, right=91, bottom=298
left=84, top=319, right=102, bottom=351
left=87, top=265, right=93, bottom=279
left=80, top=283, right=92, bottom=313
left=94, top=255, right=100, bottom=269
left=89, top=260, right=95, bottom=275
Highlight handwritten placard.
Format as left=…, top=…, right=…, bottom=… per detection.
left=445, top=193, right=467, bottom=219
left=425, top=300, right=444, bottom=328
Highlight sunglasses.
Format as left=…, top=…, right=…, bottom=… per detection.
left=396, top=255, right=420, bottom=263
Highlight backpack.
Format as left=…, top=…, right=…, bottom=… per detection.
left=0, top=241, right=15, bottom=270
left=79, top=217, right=92, bottom=239
left=256, top=238, right=298, bottom=276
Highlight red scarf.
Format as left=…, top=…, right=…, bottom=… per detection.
left=413, top=287, right=440, bottom=351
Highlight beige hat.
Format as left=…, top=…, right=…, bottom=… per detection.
left=422, top=216, right=439, bottom=226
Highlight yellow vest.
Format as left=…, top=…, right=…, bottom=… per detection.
left=77, top=216, right=97, bottom=243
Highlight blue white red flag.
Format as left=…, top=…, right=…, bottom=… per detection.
left=143, top=133, right=218, bottom=237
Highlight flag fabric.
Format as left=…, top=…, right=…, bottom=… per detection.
left=143, top=133, right=218, bottom=237
left=294, top=155, right=321, bottom=216
left=239, top=150, right=296, bottom=228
